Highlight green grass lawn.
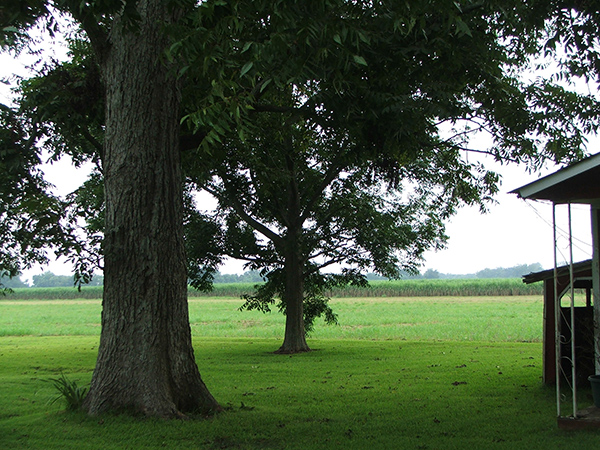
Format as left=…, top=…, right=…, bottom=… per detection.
left=0, top=296, right=543, bottom=342
left=1, top=296, right=598, bottom=449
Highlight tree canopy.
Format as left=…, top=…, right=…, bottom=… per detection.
left=0, top=103, right=76, bottom=289
left=176, top=0, right=599, bottom=164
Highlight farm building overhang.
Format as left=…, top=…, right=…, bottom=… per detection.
left=522, top=259, right=592, bottom=284
left=510, top=152, right=600, bottom=205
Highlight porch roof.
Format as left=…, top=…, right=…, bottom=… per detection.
left=522, top=259, right=592, bottom=284
left=510, top=152, right=600, bottom=205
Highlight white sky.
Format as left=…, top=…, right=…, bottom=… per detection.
left=1, top=40, right=597, bottom=282
left=422, top=158, right=593, bottom=274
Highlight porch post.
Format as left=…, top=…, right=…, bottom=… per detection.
left=592, top=206, right=600, bottom=374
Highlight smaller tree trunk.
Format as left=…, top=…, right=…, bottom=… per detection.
left=276, top=245, right=310, bottom=354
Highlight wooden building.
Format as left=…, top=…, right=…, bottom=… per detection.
left=522, top=260, right=593, bottom=386
left=511, top=152, right=600, bottom=428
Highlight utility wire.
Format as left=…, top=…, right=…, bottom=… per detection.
left=524, top=201, right=592, bottom=259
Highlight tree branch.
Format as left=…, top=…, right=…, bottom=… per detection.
left=67, top=6, right=110, bottom=62
left=78, top=125, right=104, bottom=161
left=300, top=156, right=346, bottom=225
left=217, top=176, right=285, bottom=248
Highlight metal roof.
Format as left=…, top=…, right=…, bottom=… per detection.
left=522, top=259, right=592, bottom=284
left=510, top=152, right=600, bottom=205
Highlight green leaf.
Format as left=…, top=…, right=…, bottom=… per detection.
left=333, top=34, right=342, bottom=45
left=454, top=18, right=472, bottom=37
left=168, top=41, right=182, bottom=56
left=357, top=31, right=370, bottom=44
left=242, top=41, right=252, bottom=53
left=260, top=78, right=272, bottom=93
left=353, top=55, right=368, bottom=66
left=240, top=61, right=254, bottom=77
left=178, top=66, right=189, bottom=78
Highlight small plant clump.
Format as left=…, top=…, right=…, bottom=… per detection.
left=47, top=373, right=88, bottom=411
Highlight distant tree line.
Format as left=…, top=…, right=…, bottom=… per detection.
left=1, top=263, right=544, bottom=288
left=473, top=263, right=544, bottom=279
left=364, top=263, right=543, bottom=280
left=211, top=271, right=265, bottom=284
left=0, top=276, right=29, bottom=289
left=0, top=272, right=104, bottom=288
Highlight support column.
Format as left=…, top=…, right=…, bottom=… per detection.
left=543, top=278, right=556, bottom=384
left=592, top=206, right=600, bottom=374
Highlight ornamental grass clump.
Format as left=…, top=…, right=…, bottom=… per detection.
left=47, top=373, right=88, bottom=411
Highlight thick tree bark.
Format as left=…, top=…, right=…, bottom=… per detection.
left=276, top=242, right=310, bottom=354
left=82, top=1, right=220, bottom=417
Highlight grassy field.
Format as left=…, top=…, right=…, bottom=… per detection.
left=1, top=295, right=598, bottom=449
left=0, top=296, right=543, bottom=342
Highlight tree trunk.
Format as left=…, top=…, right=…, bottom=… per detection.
left=275, top=146, right=310, bottom=354
left=82, top=1, right=220, bottom=418
left=276, top=244, right=310, bottom=354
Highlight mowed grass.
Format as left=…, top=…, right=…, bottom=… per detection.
left=1, top=295, right=599, bottom=449
left=0, top=296, right=543, bottom=342
left=1, top=337, right=597, bottom=450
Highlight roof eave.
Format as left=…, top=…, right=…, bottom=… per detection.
left=510, top=153, right=600, bottom=201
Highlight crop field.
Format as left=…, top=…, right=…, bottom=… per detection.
left=1, top=278, right=542, bottom=300
left=1, top=292, right=598, bottom=449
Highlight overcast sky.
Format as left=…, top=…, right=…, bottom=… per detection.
left=2, top=44, right=596, bottom=281
left=422, top=159, right=593, bottom=274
